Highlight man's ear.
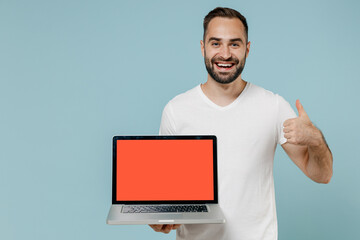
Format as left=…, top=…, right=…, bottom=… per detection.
left=200, top=40, right=205, bottom=57
left=245, top=41, right=251, bottom=58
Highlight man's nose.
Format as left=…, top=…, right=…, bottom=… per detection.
left=219, top=46, right=231, bottom=59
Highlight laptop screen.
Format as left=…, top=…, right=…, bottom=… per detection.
left=112, top=136, right=218, bottom=204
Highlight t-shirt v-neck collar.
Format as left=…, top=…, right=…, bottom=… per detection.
left=197, top=82, right=250, bottom=111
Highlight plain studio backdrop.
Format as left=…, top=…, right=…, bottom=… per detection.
left=1, top=0, right=359, bottom=239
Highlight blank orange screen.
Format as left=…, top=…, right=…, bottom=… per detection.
left=116, top=139, right=214, bottom=201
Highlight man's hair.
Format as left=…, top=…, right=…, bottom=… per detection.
left=203, top=7, right=248, bottom=42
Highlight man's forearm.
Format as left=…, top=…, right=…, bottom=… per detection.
left=306, top=128, right=333, bottom=183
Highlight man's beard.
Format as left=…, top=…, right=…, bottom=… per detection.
left=204, top=52, right=246, bottom=84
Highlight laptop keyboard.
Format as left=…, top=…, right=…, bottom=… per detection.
left=122, top=205, right=208, bottom=213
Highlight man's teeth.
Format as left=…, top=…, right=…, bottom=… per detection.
left=216, top=63, right=233, bottom=67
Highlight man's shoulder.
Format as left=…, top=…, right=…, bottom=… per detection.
left=244, top=83, right=281, bottom=107
left=167, top=84, right=200, bottom=106
left=248, top=82, right=293, bottom=114
left=248, top=82, right=279, bottom=97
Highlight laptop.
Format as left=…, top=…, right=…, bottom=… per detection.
left=106, top=135, right=225, bottom=225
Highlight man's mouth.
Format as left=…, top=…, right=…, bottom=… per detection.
left=214, top=62, right=235, bottom=71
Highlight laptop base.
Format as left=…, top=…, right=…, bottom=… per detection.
left=106, top=204, right=225, bottom=225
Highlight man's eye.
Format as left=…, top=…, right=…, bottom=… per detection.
left=232, top=43, right=239, bottom=47
left=212, top=42, right=219, bottom=46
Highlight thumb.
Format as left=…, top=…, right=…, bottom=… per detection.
left=295, top=99, right=308, bottom=118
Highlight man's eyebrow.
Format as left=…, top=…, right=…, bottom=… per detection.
left=229, top=38, right=244, bottom=43
left=207, top=37, right=221, bottom=43
left=207, top=37, right=244, bottom=43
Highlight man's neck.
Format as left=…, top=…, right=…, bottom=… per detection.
left=200, top=76, right=247, bottom=107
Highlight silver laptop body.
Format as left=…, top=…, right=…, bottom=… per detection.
left=106, top=135, right=225, bottom=225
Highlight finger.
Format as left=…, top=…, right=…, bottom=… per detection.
left=283, top=119, right=294, bottom=127
left=149, top=224, right=163, bottom=232
left=162, top=224, right=173, bottom=234
left=296, top=99, right=308, bottom=118
left=283, top=126, right=292, bottom=133
left=284, top=134, right=301, bottom=145
left=284, top=133, right=291, bottom=140
left=172, top=224, right=181, bottom=230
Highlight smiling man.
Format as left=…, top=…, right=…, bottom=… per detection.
left=150, top=7, right=333, bottom=240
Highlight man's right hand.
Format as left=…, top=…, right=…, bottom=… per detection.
left=149, top=224, right=181, bottom=234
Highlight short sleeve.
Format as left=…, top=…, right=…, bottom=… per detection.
left=159, top=102, right=177, bottom=135
left=276, top=95, right=297, bottom=145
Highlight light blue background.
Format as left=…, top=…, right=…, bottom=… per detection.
left=1, top=0, right=359, bottom=239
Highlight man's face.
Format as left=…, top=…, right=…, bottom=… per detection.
left=201, top=17, right=250, bottom=84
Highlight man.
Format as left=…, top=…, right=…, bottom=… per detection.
left=149, top=7, right=333, bottom=240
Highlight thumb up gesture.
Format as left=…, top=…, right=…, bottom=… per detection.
left=283, top=100, right=321, bottom=146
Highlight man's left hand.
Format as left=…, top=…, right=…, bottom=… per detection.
left=283, top=99, right=321, bottom=146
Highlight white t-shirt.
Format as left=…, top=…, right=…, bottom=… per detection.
left=159, top=82, right=296, bottom=240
